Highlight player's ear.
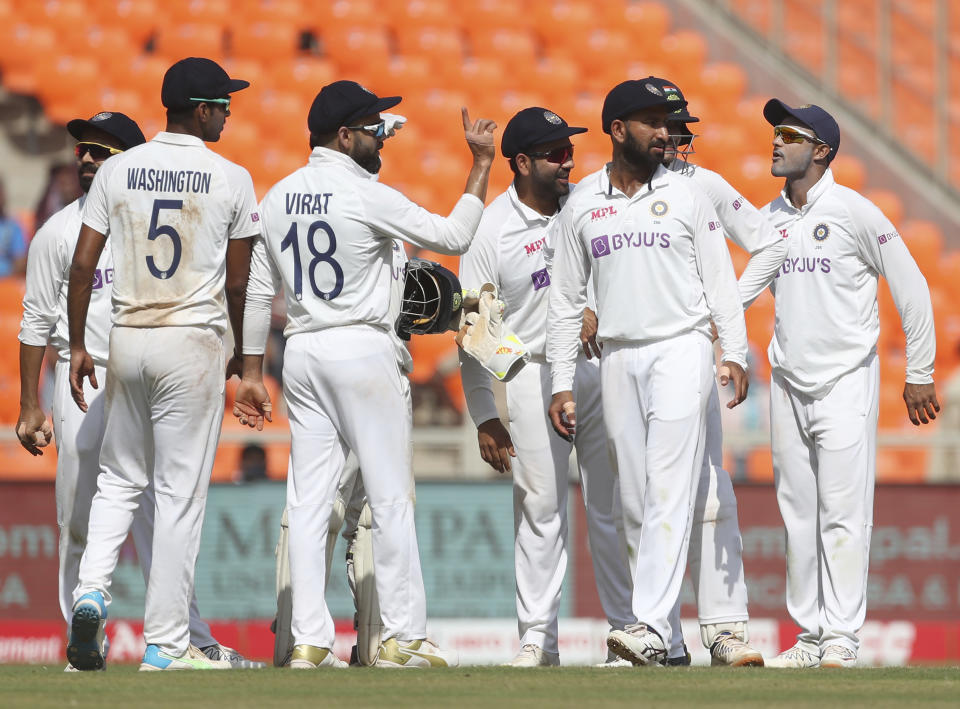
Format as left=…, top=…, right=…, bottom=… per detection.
left=610, top=119, right=627, bottom=144
left=814, top=143, right=832, bottom=164
left=337, top=126, right=353, bottom=151
left=515, top=154, right=532, bottom=177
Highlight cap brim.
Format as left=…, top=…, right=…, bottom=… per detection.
left=370, top=95, right=403, bottom=115
left=226, top=78, right=250, bottom=94
left=65, top=117, right=140, bottom=148
left=66, top=118, right=90, bottom=142
left=763, top=98, right=793, bottom=127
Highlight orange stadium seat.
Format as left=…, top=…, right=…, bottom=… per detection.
left=273, top=57, right=338, bottom=100
left=530, top=1, right=601, bottom=53
left=314, top=0, right=387, bottom=34
left=455, top=57, right=512, bottom=104
left=395, top=27, right=467, bottom=68
left=386, top=0, right=461, bottom=32
left=153, top=24, right=226, bottom=62
left=900, top=221, right=943, bottom=274
left=467, top=28, right=539, bottom=67
left=0, top=25, right=57, bottom=94
left=230, top=21, right=303, bottom=62
left=60, top=25, right=139, bottom=66
left=513, top=56, right=582, bottom=109
left=829, top=154, right=866, bottom=192
left=621, top=2, right=672, bottom=39
left=92, top=0, right=162, bottom=45
left=234, top=0, right=306, bottom=25
left=321, top=26, right=391, bottom=75
left=467, top=0, right=531, bottom=33
left=164, top=0, right=232, bottom=26
left=863, top=190, right=905, bottom=226
left=658, top=32, right=708, bottom=73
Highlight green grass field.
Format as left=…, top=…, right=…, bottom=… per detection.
left=1, top=665, right=958, bottom=708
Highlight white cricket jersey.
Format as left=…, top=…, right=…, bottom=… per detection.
left=762, top=168, right=935, bottom=397
left=81, top=132, right=260, bottom=335
left=670, top=162, right=789, bottom=304
left=19, top=196, right=113, bottom=364
left=388, top=240, right=413, bottom=374
left=458, top=183, right=564, bottom=425
left=245, top=146, right=482, bottom=344
left=547, top=163, right=748, bottom=393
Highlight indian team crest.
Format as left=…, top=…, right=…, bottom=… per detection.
left=650, top=200, right=669, bottom=217
left=543, top=110, right=562, bottom=125
left=91, top=112, right=113, bottom=121
left=813, top=223, right=830, bottom=241
left=452, top=291, right=462, bottom=310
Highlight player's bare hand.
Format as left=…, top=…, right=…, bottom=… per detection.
left=477, top=418, right=516, bottom=474
left=580, top=307, right=602, bottom=359
left=719, top=361, right=748, bottom=408
left=903, top=381, right=939, bottom=426
left=234, top=379, right=273, bottom=431
left=69, top=348, right=97, bottom=412
left=15, top=405, right=52, bottom=456
left=225, top=353, right=243, bottom=380
left=461, top=107, right=496, bottom=163
left=709, top=321, right=719, bottom=343
left=548, top=391, right=576, bottom=441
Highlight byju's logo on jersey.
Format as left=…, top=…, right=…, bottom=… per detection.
left=531, top=268, right=551, bottom=290
left=709, top=221, right=721, bottom=231
left=732, top=198, right=743, bottom=211
left=591, top=235, right=611, bottom=258
left=650, top=200, right=669, bottom=217
left=251, top=212, right=260, bottom=223
left=92, top=268, right=113, bottom=290
left=813, top=223, right=830, bottom=241
left=877, top=231, right=899, bottom=245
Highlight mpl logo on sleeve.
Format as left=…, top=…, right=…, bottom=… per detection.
left=531, top=268, right=551, bottom=290
left=591, top=235, right=611, bottom=258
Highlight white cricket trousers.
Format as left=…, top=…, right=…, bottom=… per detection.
left=667, top=381, right=751, bottom=655
left=508, top=357, right=634, bottom=655
left=601, top=333, right=713, bottom=646
left=284, top=325, right=425, bottom=649
left=771, top=354, right=878, bottom=654
left=54, top=360, right=216, bottom=649
left=74, top=326, right=225, bottom=656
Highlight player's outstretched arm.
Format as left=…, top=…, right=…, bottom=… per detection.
left=233, top=354, right=273, bottom=430
left=476, top=418, right=516, bottom=474
left=461, top=107, right=496, bottom=203
left=16, top=343, right=53, bottom=455
left=67, top=225, right=107, bottom=412
left=548, top=391, right=576, bottom=442
left=903, top=381, right=940, bottom=426
left=225, top=237, right=255, bottom=378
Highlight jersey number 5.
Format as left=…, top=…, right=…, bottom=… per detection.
left=280, top=220, right=343, bottom=301
left=147, top=199, right=183, bottom=280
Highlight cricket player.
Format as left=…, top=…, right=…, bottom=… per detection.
left=17, top=110, right=258, bottom=670
left=232, top=80, right=496, bottom=669
left=458, top=107, right=634, bottom=667
left=546, top=79, right=749, bottom=667
left=652, top=76, right=789, bottom=667
left=65, top=57, right=260, bottom=671
left=757, top=100, right=938, bottom=668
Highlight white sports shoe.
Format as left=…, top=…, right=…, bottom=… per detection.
left=594, top=649, right=632, bottom=668
left=200, top=644, right=267, bottom=669
left=375, top=638, right=458, bottom=668
left=287, top=644, right=348, bottom=669
left=765, top=644, right=820, bottom=668
left=606, top=623, right=667, bottom=667
left=505, top=644, right=560, bottom=667
left=710, top=631, right=764, bottom=667
left=819, top=645, right=857, bottom=668
left=139, top=644, right=233, bottom=671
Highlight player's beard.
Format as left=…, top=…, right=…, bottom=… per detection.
left=78, top=164, right=97, bottom=193
left=622, top=130, right=662, bottom=175
left=352, top=143, right=382, bottom=174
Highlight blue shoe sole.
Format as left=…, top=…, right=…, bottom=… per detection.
left=66, top=606, right=104, bottom=671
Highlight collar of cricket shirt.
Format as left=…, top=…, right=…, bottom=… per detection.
left=597, top=161, right=670, bottom=199
left=151, top=131, right=205, bottom=147
left=308, top=146, right=379, bottom=181
left=507, top=181, right=570, bottom=224
left=780, top=167, right=835, bottom=213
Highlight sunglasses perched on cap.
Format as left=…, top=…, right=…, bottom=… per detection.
left=346, top=120, right=387, bottom=139
left=523, top=145, right=574, bottom=164
left=75, top=142, right=123, bottom=161
left=190, top=97, right=231, bottom=109
left=774, top=125, right=829, bottom=148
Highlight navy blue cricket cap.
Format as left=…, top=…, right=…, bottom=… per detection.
left=643, top=77, right=699, bottom=124
left=501, top=107, right=587, bottom=159
left=308, top=80, right=402, bottom=134
left=601, top=77, right=688, bottom=134
left=66, top=111, right=146, bottom=149
left=763, top=98, right=840, bottom=162
left=161, top=57, right=249, bottom=110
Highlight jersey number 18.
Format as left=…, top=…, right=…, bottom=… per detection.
left=280, top=220, right=343, bottom=301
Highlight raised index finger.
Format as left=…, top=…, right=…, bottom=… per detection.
left=461, top=106, right=472, bottom=130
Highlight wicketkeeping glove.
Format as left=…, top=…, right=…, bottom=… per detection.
left=456, top=283, right=529, bottom=382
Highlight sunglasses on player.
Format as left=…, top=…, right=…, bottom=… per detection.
left=75, top=142, right=123, bottom=161
left=346, top=120, right=387, bottom=139
left=524, top=144, right=574, bottom=164
left=190, top=96, right=231, bottom=110
left=774, top=125, right=828, bottom=147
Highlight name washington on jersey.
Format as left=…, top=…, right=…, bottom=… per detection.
left=126, top=168, right=212, bottom=193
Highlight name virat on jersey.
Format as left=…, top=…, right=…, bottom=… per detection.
left=126, top=168, right=212, bottom=193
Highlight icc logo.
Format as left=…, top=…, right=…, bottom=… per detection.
left=650, top=200, right=669, bottom=217
left=591, top=235, right=611, bottom=259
